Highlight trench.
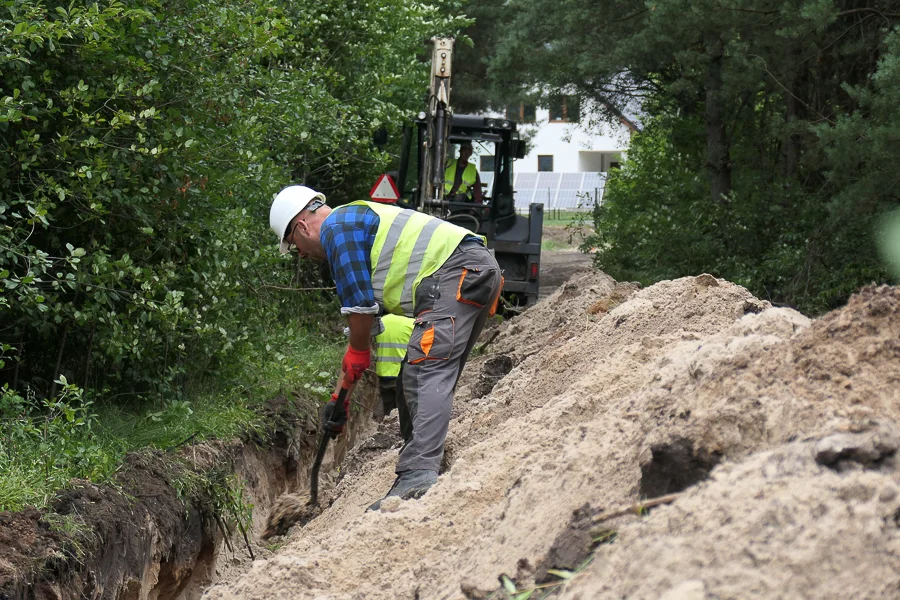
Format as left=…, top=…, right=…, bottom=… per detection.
left=0, top=374, right=382, bottom=600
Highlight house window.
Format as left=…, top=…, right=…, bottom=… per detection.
left=549, top=100, right=565, bottom=122
left=549, top=96, right=580, bottom=123
left=480, top=155, right=495, bottom=171
left=505, top=103, right=537, bottom=124
left=522, top=104, right=536, bottom=123
left=538, top=155, right=554, bottom=172
left=567, top=96, right=581, bottom=123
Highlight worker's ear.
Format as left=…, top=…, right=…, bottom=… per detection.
left=296, top=217, right=314, bottom=238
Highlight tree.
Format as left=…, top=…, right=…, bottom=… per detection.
left=0, top=0, right=464, bottom=400
left=492, top=0, right=900, bottom=312
left=441, top=0, right=508, bottom=114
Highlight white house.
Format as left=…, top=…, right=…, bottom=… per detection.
left=475, top=98, right=637, bottom=211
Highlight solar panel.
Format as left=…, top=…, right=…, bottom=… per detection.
left=508, top=171, right=609, bottom=211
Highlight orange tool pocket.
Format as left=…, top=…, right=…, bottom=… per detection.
left=407, top=315, right=455, bottom=364
left=456, top=266, right=498, bottom=308
left=489, top=276, right=505, bottom=317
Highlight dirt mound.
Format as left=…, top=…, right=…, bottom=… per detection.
left=564, top=429, right=900, bottom=599
left=205, top=278, right=900, bottom=600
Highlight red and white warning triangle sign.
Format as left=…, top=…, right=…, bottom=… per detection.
left=369, top=173, right=400, bottom=203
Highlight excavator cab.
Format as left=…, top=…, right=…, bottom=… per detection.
left=391, top=114, right=543, bottom=307
left=372, top=37, right=542, bottom=307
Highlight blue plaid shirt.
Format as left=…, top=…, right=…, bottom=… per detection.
left=320, top=204, right=483, bottom=310
left=320, top=205, right=379, bottom=310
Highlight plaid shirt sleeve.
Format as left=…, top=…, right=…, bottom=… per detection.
left=319, top=205, right=380, bottom=310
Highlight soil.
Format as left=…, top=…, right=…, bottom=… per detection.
left=0, top=450, right=222, bottom=600
left=0, top=508, right=69, bottom=599
left=261, top=496, right=326, bottom=541
left=470, top=354, right=515, bottom=399
left=7, top=268, right=899, bottom=600
left=204, top=275, right=900, bottom=600
left=0, top=379, right=382, bottom=600
left=538, top=250, right=594, bottom=300
left=532, top=504, right=601, bottom=584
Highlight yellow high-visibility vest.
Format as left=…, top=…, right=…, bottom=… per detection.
left=444, top=159, right=478, bottom=195
left=375, top=314, right=414, bottom=378
left=346, top=201, right=485, bottom=316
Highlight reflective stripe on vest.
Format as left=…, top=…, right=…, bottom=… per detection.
left=347, top=201, right=484, bottom=315
left=375, top=315, right=414, bottom=377
left=444, top=159, right=477, bottom=194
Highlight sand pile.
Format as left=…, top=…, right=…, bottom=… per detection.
left=205, top=275, right=900, bottom=600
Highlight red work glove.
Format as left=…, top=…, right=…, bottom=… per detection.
left=341, top=345, right=371, bottom=384
left=322, top=391, right=351, bottom=439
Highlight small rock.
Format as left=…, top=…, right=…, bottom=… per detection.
left=879, top=485, right=898, bottom=502
left=660, top=579, right=707, bottom=600
left=742, top=299, right=767, bottom=314
left=815, top=423, right=900, bottom=468
left=694, top=274, right=719, bottom=287
left=460, top=578, right=490, bottom=599
left=380, top=496, right=403, bottom=512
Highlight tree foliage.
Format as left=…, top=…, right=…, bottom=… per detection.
left=440, top=0, right=508, bottom=114
left=493, top=0, right=900, bottom=312
left=0, top=0, right=462, bottom=400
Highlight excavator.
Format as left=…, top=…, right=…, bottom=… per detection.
left=375, top=38, right=544, bottom=308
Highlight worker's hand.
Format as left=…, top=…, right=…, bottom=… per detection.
left=341, top=345, right=371, bottom=384
left=322, top=392, right=350, bottom=439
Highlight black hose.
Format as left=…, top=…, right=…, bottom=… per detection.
left=309, top=386, right=349, bottom=506
left=308, top=430, right=330, bottom=507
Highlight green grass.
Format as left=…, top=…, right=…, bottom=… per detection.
left=0, top=462, right=47, bottom=511
left=542, top=223, right=592, bottom=251
left=542, top=210, right=589, bottom=225
left=541, top=239, right=575, bottom=251
left=96, top=394, right=260, bottom=452
left=0, top=323, right=344, bottom=512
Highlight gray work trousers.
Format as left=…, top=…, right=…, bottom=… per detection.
left=395, top=240, right=502, bottom=473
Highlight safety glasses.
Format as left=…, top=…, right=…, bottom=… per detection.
left=305, top=198, right=326, bottom=213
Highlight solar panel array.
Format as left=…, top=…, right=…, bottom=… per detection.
left=480, top=171, right=608, bottom=211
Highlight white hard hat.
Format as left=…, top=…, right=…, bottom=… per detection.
left=269, top=185, right=326, bottom=254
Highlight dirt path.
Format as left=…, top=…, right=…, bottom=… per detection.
left=205, top=274, right=900, bottom=600
left=539, top=249, right=594, bottom=300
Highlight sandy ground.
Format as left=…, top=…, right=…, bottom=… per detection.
left=205, top=272, right=900, bottom=600
left=539, top=250, right=594, bottom=300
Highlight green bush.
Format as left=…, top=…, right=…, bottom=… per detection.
left=0, top=322, right=343, bottom=511
left=0, top=0, right=466, bottom=509
left=0, top=376, right=110, bottom=508
left=1, top=0, right=463, bottom=400
left=587, top=110, right=894, bottom=314
left=496, top=0, right=900, bottom=315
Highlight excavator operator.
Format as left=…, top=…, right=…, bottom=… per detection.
left=444, top=141, right=483, bottom=204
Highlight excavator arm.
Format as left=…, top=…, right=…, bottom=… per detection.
left=419, top=37, right=454, bottom=211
